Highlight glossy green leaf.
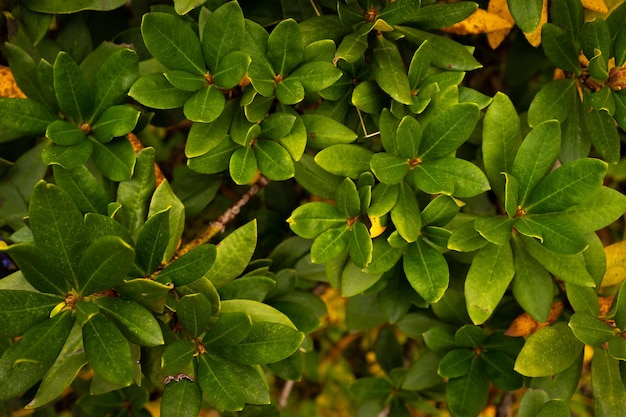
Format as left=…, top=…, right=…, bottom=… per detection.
left=115, top=147, right=155, bottom=237
left=254, top=140, right=294, bottom=181
left=90, top=136, right=136, bottom=181
left=569, top=312, right=615, bottom=346
left=276, top=78, right=304, bottom=105
left=447, top=356, right=489, bottom=417
left=541, top=23, right=581, bottom=74
left=41, top=140, right=93, bottom=169
left=438, top=348, right=474, bottom=378
left=482, top=350, right=523, bottom=391
left=93, top=297, right=163, bottom=346
left=404, top=238, right=449, bottom=303
left=161, top=379, right=202, bottom=417
left=288, top=202, right=345, bottom=239
left=2, top=243, right=69, bottom=295
left=512, top=240, right=553, bottom=322
left=213, top=51, right=250, bottom=89
left=287, top=61, right=342, bottom=92
left=529, top=351, right=583, bottom=400
left=21, top=0, right=125, bottom=12
left=177, top=293, right=212, bottom=338
left=524, top=158, right=607, bottom=214
left=615, top=25, right=626, bottom=66
left=371, top=34, right=412, bottom=105
left=314, top=144, right=374, bottom=179
left=77, top=236, right=134, bottom=296
left=197, top=352, right=245, bottom=411
left=135, top=209, right=170, bottom=274
left=82, top=313, right=133, bottom=387
left=293, top=154, right=343, bottom=200
left=184, top=85, right=226, bottom=123
left=0, top=98, right=58, bottom=136
left=416, top=158, right=490, bottom=198
left=514, top=322, right=584, bottom=377
left=566, top=282, right=600, bottom=316
left=115, top=278, right=171, bottom=314
left=419, top=103, right=480, bottom=160
left=592, top=348, right=626, bottom=417
left=91, top=48, right=138, bottom=121
left=302, top=113, right=357, bottom=150
left=187, top=136, right=238, bottom=174
left=391, top=181, right=421, bottom=243
left=185, top=99, right=238, bottom=157
left=408, top=2, right=477, bottom=28
left=219, top=299, right=297, bottom=328
left=581, top=18, right=610, bottom=64
left=229, top=146, right=257, bottom=185
left=202, top=1, right=245, bottom=71
left=447, top=220, right=489, bottom=252
left=310, top=225, right=350, bottom=264
left=129, top=73, right=193, bottom=109
left=157, top=244, right=217, bottom=286
left=370, top=152, right=409, bottom=184
left=473, top=216, right=512, bottom=246
left=336, top=178, right=360, bottom=218
left=45, top=120, right=85, bottom=146
left=149, top=178, right=184, bottom=260
left=507, top=0, right=543, bottom=32
left=515, top=214, right=587, bottom=254
left=204, top=312, right=252, bottom=346
left=0, top=290, right=63, bottom=338
left=91, top=105, right=140, bottom=143
left=368, top=183, right=399, bottom=217
left=267, top=19, right=302, bottom=76
left=165, top=70, right=205, bottom=92
left=349, top=222, right=373, bottom=268
left=3, top=42, right=47, bottom=105
left=465, top=243, right=515, bottom=325
left=528, top=79, right=576, bottom=127
left=420, top=195, right=460, bottom=227
left=53, top=51, right=93, bottom=123
left=205, top=220, right=257, bottom=288
left=0, top=311, right=73, bottom=401
left=334, top=32, right=368, bottom=64
left=141, top=12, right=204, bottom=75
left=583, top=106, right=620, bottom=163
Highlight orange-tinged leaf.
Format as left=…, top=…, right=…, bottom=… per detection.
left=487, top=0, right=514, bottom=49
left=599, top=296, right=614, bottom=317
left=523, top=0, right=548, bottom=47
left=442, top=8, right=514, bottom=36
left=582, top=0, right=609, bottom=13
left=0, top=65, right=26, bottom=98
left=505, top=301, right=563, bottom=337
left=602, top=240, right=626, bottom=287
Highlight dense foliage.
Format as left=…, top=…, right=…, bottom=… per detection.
left=1, top=0, right=626, bottom=416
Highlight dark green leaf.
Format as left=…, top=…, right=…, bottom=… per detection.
left=276, top=78, right=304, bottom=105
left=91, top=48, right=138, bottom=121
left=420, top=103, right=480, bottom=160
left=177, top=293, right=212, bottom=338
left=514, top=214, right=587, bottom=254
left=351, top=377, right=393, bottom=402
left=569, top=312, right=615, bottom=345
left=438, top=349, right=474, bottom=378
left=287, top=61, right=342, bottom=92
left=184, top=85, right=226, bottom=123
left=404, top=239, right=448, bottom=303
left=0, top=290, right=63, bottom=338
left=254, top=140, right=295, bottom=181
left=408, top=2, right=478, bottom=29
left=197, top=352, right=245, bottom=411
left=165, top=70, right=205, bottom=92
left=378, top=0, right=422, bottom=25
left=161, top=379, right=202, bottom=417
left=592, top=348, right=626, bottom=417
left=90, top=136, right=136, bottom=181
left=205, top=220, right=257, bottom=288
left=136, top=209, right=170, bottom=274
left=53, top=52, right=92, bottom=123
left=267, top=19, right=303, bottom=76
left=187, top=136, right=238, bottom=174
left=481, top=350, right=524, bottom=391
left=157, top=244, right=217, bottom=287
left=91, top=105, right=140, bottom=143
left=581, top=18, right=610, bottom=65
left=41, top=140, right=93, bottom=169
left=391, top=181, right=421, bottom=242
left=402, top=350, right=444, bottom=390
left=2, top=243, right=69, bottom=295
left=541, top=23, right=581, bottom=74
left=334, top=32, right=368, bottom=64
left=293, top=153, right=343, bottom=200
left=371, top=34, right=412, bottom=105
left=349, top=222, right=373, bottom=268
left=302, top=114, right=357, bottom=149
left=202, top=1, right=246, bottom=71
left=415, top=158, right=490, bottom=198
left=129, top=73, right=193, bottom=109
left=115, top=278, right=171, bottom=314
left=582, top=106, right=620, bottom=163
left=229, top=146, right=257, bottom=185
left=115, top=147, right=155, bottom=237
left=528, top=79, right=577, bottom=127
left=448, top=220, right=489, bottom=252
left=45, top=120, right=85, bottom=146
left=0, top=98, right=58, bottom=135
left=204, top=312, right=252, bottom=346
left=507, top=0, right=543, bottom=32
left=21, top=0, right=125, bottom=12
left=77, top=236, right=134, bottom=296
left=447, top=356, right=489, bottom=417
left=310, top=225, right=350, bottom=264
left=341, top=261, right=383, bottom=297
left=512, top=240, right=553, bottom=322
left=93, top=297, right=163, bottom=346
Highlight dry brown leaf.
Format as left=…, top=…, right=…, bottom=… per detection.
left=523, top=0, right=548, bottom=47
left=505, top=301, right=563, bottom=337
left=0, top=65, right=26, bottom=98
left=582, top=0, right=609, bottom=13
left=441, top=8, right=514, bottom=36
left=487, top=0, right=515, bottom=49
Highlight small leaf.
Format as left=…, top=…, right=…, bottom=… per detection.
left=53, top=51, right=93, bottom=123
left=184, top=85, right=226, bottom=123
left=46, top=120, right=85, bottom=146
left=177, top=293, right=213, bottom=338
left=254, top=140, right=295, bottom=181
left=349, top=222, right=373, bottom=268
left=390, top=181, right=421, bottom=243
left=337, top=178, right=361, bottom=218
left=371, top=34, right=412, bottom=105
left=77, top=236, right=135, bottom=296
left=157, top=244, right=217, bottom=287
left=135, top=209, right=170, bottom=274
left=314, top=144, right=374, bottom=179
left=404, top=238, right=449, bottom=303
left=229, top=146, right=257, bottom=185
left=204, top=312, right=252, bottom=346
left=276, top=79, right=304, bottom=105
left=310, top=225, right=350, bottom=264
left=91, top=105, right=140, bottom=143
left=129, top=73, right=193, bottom=109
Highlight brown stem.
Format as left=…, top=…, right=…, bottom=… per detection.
left=127, top=133, right=165, bottom=187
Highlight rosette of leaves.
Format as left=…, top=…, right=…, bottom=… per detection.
left=0, top=43, right=140, bottom=181
left=129, top=2, right=251, bottom=124
left=527, top=1, right=626, bottom=163
left=450, top=92, right=626, bottom=327
left=147, top=222, right=307, bottom=413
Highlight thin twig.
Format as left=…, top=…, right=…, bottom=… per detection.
left=309, top=0, right=321, bottom=16
left=356, top=107, right=380, bottom=138
left=278, top=379, right=295, bottom=410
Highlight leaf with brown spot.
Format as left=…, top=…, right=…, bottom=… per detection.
left=599, top=296, right=614, bottom=317
left=441, top=8, right=514, bottom=37
left=0, top=66, right=26, bottom=98
left=505, top=301, right=563, bottom=337
left=486, top=0, right=515, bottom=49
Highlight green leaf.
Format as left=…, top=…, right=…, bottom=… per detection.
left=165, top=70, right=206, bottom=92
left=420, top=194, right=460, bottom=227
left=149, top=178, right=183, bottom=261
left=204, top=312, right=252, bottom=346
left=267, top=18, right=303, bottom=76
left=512, top=240, right=553, bottom=322
left=276, top=78, right=304, bottom=105
left=583, top=106, right=620, bottom=163
left=592, top=348, right=626, bottom=417
left=0, top=98, right=58, bottom=136
left=402, top=350, right=444, bottom=390
left=135, top=209, right=170, bottom=274
left=408, top=2, right=478, bottom=29
left=187, top=136, right=238, bottom=174
left=3, top=42, right=47, bottom=105
left=46, top=120, right=85, bottom=146
left=0, top=290, right=63, bottom=338
left=391, top=181, right=421, bottom=243
left=568, top=313, right=615, bottom=345
left=465, top=243, right=515, bottom=325
left=141, top=12, right=205, bottom=75
left=177, top=293, right=213, bottom=338
left=205, top=220, right=257, bottom=288
left=288, top=202, right=345, bottom=239
left=294, top=154, right=343, bottom=200
left=371, top=34, right=412, bottom=105
left=474, top=216, right=513, bottom=246
left=91, top=105, right=140, bottom=143
left=447, top=356, right=489, bottom=417
left=529, top=351, right=583, bottom=400
left=408, top=41, right=432, bottom=90
left=254, top=140, right=295, bottom=181
left=202, top=1, right=246, bottom=71
left=419, top=103, right=480, bottom=160
left=302, top=114, right=357, bottom=149
left=541, top=23, right=581, bottom=74
left=512, top=120, right=561, bottom=206
left=351, top=377, right=393, bottom=402
left=615, top=25, right=626, bottom=66
left=337, top=178, right=361, bottom=218
left=93, top=297, right=163, bottom=346
left=157, top=244, right=217, bottom=286
left=310, top=225, right=350, bottom=264
left=378, top=0, right=423, bottom=25
left=395, top=26, right=482, bottom=71
left=197, top=352, right=245, bottom=412
left=415, top=158, right=490, bottom=198
left=219, top=299, right=297, bottom=328
left=82, top=313, right=133, bottom=387
left=90, top=136, right=136, bottom=181
left=550, top=0, right=584, bottom=46
left=213, top=322, right=304, bottom=365
left=340, top=260, right=383, bottom=297
left=260, top=112, right=296, bottom=141
left=524, top=158, right=607, bottom=214
left=77, top=236, right=134, bottom=296
left=184, top=85, right=226, bottom=123
left=334, top=32, right=368, bottom=64
left=2, top=244, right=69, bottom=295
left=581, top=18, right=610, bottom=65
left=229, top=146, right=258, bottom=185
left=507, top=0, right=543, bottom=32
left=566, top=282, right=600, bottom=316
left=0, top=311, right=73, bottom=401
left=314, top=144, right=374, bottom=179
left=481, top=350, right=524, bottom=391
left=349, top=222, right=373, bottom=268
left=186, top=99, right=238, bottom=157
left=448, top=220, right=489, bottom=252
left=53, top=51, right=92, bottom=123
left=514, top=322, right=584, bottom=377
left=287, top=61, right=342, bottom=92
left=514, top=214, right=587, bottom=254
left=21, top=0, right=125, bottom=12
left=41, top=140, right=93, bottom=169
left=404, top=238, right=449, bottom=303
left=115, top=147, right=155, bottom=237
left=370, top=153, right=409, bottom=185
left=528, top=79, right=577, bottom=127
left=161, top=379, right=202, bottom=417
left=91, top=48, right=138, bottom=121
left=129, top=73, right=193, bottom=109
left=438, top=348, right=474, bottom=378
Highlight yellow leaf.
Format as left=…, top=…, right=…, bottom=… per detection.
left=0, top=65, right=26, bottom=99
left=601, top=240, right=626, bottom=287
left=441, top=8, right=514, bottom=36
left=487, top=0, right=515, bottom=49
left=523, top=0, right=548, bottom=47
left=368, top=215, right=387, bottom=238
left=582, top=0, right=609, bottom=13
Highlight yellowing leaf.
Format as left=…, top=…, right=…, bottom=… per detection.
left=523, top=0, right=548, bottom=47
left=487, top=0, right=515, bottom=49
left=582, top=0, right=609, bottom=13
left=368, top=215, right=387, bottom=238
left=0, top=65, right=26, bottom=98
left=599, top=296, right=614, bottom=317
left=441, top=8, right=514, bottom=36
left=602, top=240, right=626, bottom=287
left=505, top=301, right=563, bottom=337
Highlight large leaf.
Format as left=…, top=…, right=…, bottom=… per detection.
left=197, top=352, right=245, bottom=411
left=514, top=214, right=587, bottom=255
left=141, top=12, right=205, bottom=75
left=314, top=144, right=374, bottom=179
left=416, top=158, right=490, bottom=198
left=2, top=243, right=69, bottom=295
left=0, top=98, right=58, bottom=136
left=77, top=236, right=135, bottom=296
left=447, top=356, right=490, bottom=417
left=267, top=18, right=303, bottom=76
left=53, top=52, right=93, bottom=124
left=541, top=23, right=581, bottom=74
left=91, top=48, right=138, bottom=122
left=0, top=290, right=63, bottom=338
left=204, top=220, right=257, bottom=288
left=288, top=202, right=346, bottom=239
left=93, top=297, right=163, bottom=346
left=254, top=140, right=295, bottom=181
left=514, top=322, right=584, bottom=377
left=527, top=79, right=577, bottom=127
left=183, top=85, right=226, bottom=123
left=204, top=312, right=252, bottom=346
left=592, top=348, right=626, bottom=417
left=177, top=293, right=213, bottom=338
left=128, top=73, right=193, bottom=109
left=135, top=209, right=170, bottom=275
left=465, top=243, right=515, bottom=325
left=157, top=244, right=217, bottom=286
left=403, top=239, right=449, bottom=303
left=161, top=379, right=202, bottom=417
left=371, top=34, right=412, bottom=105
left=202, top=1, right=246, bottom=70
left=90, top=136, right=136, bottom=181
left=116, top=147, right=155, bottom=237
left=507, top=0, right=543, bottom=33
left=0, top=312, right=73, bottom=401
left=419, top=103, right=480, bottom=160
